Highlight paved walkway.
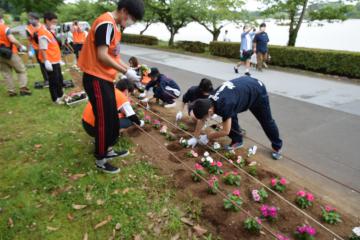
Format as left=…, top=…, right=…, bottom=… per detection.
left=123, top=45, right=360, bottom=116
left=122, top=44, right=360, bottom=215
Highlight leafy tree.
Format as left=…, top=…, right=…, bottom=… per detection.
left=139, top=0, right=157, bottom=35
left=147, top=0, right=194, bottom=46
left=261, top=0, right=353, bottom=46
left=191, top=0, right=248, bottom=41
left=2, top=0, right=63, bottom=15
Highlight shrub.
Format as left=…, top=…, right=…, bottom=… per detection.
left=177, top=41, right=208, bottom=53
left=209, top=41, right=360, bottom=79
left=122, top=34, right=158, bottom=45
left=223, top=190, right=243, bottom=212
left=244, top=217, right=262, bottom=234
left=321, top=205, right=341, bottom=225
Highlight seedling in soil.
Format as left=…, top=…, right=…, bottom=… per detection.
left=271, top=177, right=287, bottom=193
left=186, top=150, right=198, bottom=158
left=321, top=205, right=342, bottom=225
left=144, top=115, right=152, bottom=124
left=224, top=151, right=237, bottom=161
left=165, top=133, right=177, bottom=142
left=295, top=190, right=314, bottom=209
left=153, top=119, right=161, bottom=129
left=223, top=171, right=241, bottom=186
left=178, top=122, right=189, bottom=131
left=179, top=138, right=188, bottom=148
left=207, top=176, right=219, bottom=195
left=200, top=152, right=214, bottom=169
left=230, top=155, right=245, bottom=168
left=244, top=217, right=262, bottom=234
left=294, top=225, right=316, bottom=240
left=160, top=125, right=168, bottom=135
left=260, top=204, right=278, bottom=222
left=137, top=110, right=145, bottom=119
left=208, top=161, right=224, bottom=175
left=251, top=188, right=268, bottom=203
left=223, top=190, right=243, bottom=212
left=192, top=163, right=206, bottom=182
left=247, top=161, right=257, bottom=176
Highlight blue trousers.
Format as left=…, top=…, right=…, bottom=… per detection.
left=153, top=87, right=176, bottom=104
left=229, top=87, right=283, bottom=151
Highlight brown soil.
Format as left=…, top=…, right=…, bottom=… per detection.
left=125, top=100, right=357, bottom=240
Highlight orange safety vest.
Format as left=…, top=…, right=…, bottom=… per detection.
left=37, top=25, right=61, bottom=63
left=78, top=12, right=122, bottom=82
left=141, top=71, right=152, bottom=85
left=0, top=23, right=18, bottom=54
left=26, top=24, right=40, bottom=50
left=73, top=26, right=86, bottom=44
left=82, top=89, right=129, bottom=127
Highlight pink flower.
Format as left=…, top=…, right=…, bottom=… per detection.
left=217, top=161, right=223, bottom=167
left=280, top=177, right=287, bottom=185
left=297, top=190, right=306, bottom=197
left=268, top=207, right=277, bottom=217
left=229, top=160, right=233, bottom=164
left=195, top=163, right=203, bottom=171
left=276, top=234, right=290, bottom=240
left=306, top=226, right=316, bottom=236
left=271, top=178, right=277, bottom=187
left=260, top=205, right=268, bottom=216
left=144, top=115, right=151, bottom=120
left=306, top=193, right=314, bottom=202
left=232, top=189, right=241, bottom=197
left=211, top=162, right=216, bottom=166
left=256, top=218, right=262, bottom=225
left=297, top=226, right=306, bottom=234
left=325, top=205, right=336, bottom=212
left=254, top=195, right=261, bottom=202
left=233, top=171, right=238, bottom=175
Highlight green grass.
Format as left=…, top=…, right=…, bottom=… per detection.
left=0, top=66, right=200, bottom=239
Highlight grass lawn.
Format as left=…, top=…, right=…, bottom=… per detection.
left=0, top=66, right=197, bottom=239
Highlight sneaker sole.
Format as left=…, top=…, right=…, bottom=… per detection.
left=105, top=151, right=129, bottom=161
left=224, top=143, right=244, bottom=151
left=96, top=166, right=121, bottom=174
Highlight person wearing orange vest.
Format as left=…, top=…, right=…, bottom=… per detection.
left=71, top=21, right=86, bottom=59
left=78, top=0, right=144, bottom=174
left=26, top=12, right=49, bottom=86
left=82, top=79, right=144, bottom=138
left=38, top=12, right=64, bottom=104
left=0, top=15, right=31, bottom=97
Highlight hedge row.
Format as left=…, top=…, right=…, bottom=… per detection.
left=176, top=41, right=208, bottom=53
left=122, top=33, right=158, bottom=45
left=209, top=41, right=360, bottom=79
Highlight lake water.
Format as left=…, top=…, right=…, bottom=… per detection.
left=124, top=19, right=360, bottom=52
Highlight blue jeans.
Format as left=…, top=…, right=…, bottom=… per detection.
left=229, top=86, right=283, bottom=151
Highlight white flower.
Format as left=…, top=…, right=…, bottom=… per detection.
left=206, top=157, right=214, bottom=164
left=204, top=151, right=210, bottom=157
left=353, top=227, right=360, bottom=236
left=249, top=161, right=257, bottom=167
left=201, top=157, right=205, bottom=162
left=213, top=142, right=221, bottom=150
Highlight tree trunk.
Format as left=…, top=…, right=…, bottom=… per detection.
left=212, top=29, right=221, bottom=41
left=140, top=22, right=152, bottom=35
left=169, top=32, right=175, bottom=46
left=287, top=0, right=309, bottom=46
left=288, top=29, right=298, bottom=46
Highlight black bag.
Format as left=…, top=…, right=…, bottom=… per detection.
left=0, top=44, right=12, bottom=59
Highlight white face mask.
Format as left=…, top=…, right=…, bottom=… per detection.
left=50, top=24, right=57, bottom=32
left=125, top=18, right=135, bottom=28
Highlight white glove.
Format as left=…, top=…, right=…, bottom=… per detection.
left=28, top=50, right=34, bottom=58
left=139, top=91, right=147, bottom=99
left=176, top=111, right=183, bottom=121
left=199, top=135, right=209, bottom=145
left=211, top=114, right=220, bottom=120
left=60, top=60, right=65, bottom=66
left=19, top=45, right=27, bottom=52
left=44, top=60, right=53, bottom=72
left=187, top=137, right=198, bottom=148
left=139, top=120, right=145, bottom=128
left=125, top=68, right=140, bottom=82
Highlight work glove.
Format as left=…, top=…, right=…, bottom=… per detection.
left=199, top=135, right=209, bottom=145
left=176, top=111, right=183, bottom=121
left=28, top=50, right=34, bottom=58
left=19, top=45, right=27, bottom=52
left=139, top=120, right=145, bottom=128
left=44, top=60, right=53, bottom=72
left=139, top=91, right=147, bottom=99
left=125, top=68, right=140, bottom=82
left=187, top=137, right=198, bottom=148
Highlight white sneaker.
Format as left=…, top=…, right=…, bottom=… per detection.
left=55, top=98, right=65, bottom=105
left=164, top=102, right=176, bottom=108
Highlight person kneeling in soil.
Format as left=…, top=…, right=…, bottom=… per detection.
left=187, top=75, right=283, bottom=160
left=128, top=56, right=151, bottom=91
left=176, top=78, right=214, bottom=121
left=139, top=67, right=181, bottom=108
left=82, top=79, right=145, bottom=173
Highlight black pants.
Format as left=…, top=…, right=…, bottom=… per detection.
left=35, top=50, right=49, bottom=83
left=47, top=63, right=64, bottom=102
left=229, top=85, right=283, bottom=151
left=73, top=43, right=83, bottom=59
left=82, top=118, right=133, bottom=138
left=83, top=73, right=119, bottom=160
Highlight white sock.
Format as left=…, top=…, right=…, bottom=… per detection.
left=246, top=69, right=249, bottom=73
left=96, top=159, right=107, bottom=166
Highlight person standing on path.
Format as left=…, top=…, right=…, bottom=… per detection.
left=0, top=15, right=31, bottom=97
left=26, top=12, right=49, bottom=86
left=234, top=26, right=256, bottom=76
left=187, top=76, right=283, bottom=160
left=38, top=12, right=65, bottom=104
left=78, top=0, right=144, bottom=174
left=223, top=30, right=231, bottom=42
left=71, top=21, right=86, bottom=59
left=253, top=23, right=270, bottom=72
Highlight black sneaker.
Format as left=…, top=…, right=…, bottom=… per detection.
left=96, top=162, right=121, bottom=174
left=105, top=149, right=129, bottom=160
left=234, top=67, right=239, bottom=74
